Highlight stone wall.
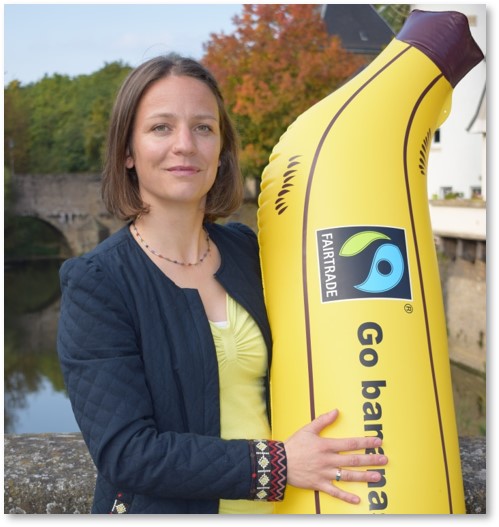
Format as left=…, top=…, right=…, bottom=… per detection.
left=4, top=433, right=486, bottom=514
left=437, top=241, right=487, bottom=374
left=4, top=434, right=95, bottom=514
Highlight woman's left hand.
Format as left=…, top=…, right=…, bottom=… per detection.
left=284, top=408, right=388, bottom=504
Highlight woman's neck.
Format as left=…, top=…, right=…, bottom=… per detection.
left=132, top=208, right=208, bottom=265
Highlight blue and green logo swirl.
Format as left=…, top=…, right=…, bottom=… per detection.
left=316, top=226, right=412, bottom=302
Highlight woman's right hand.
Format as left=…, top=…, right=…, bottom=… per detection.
left=284, top=409, right=388, bottom=504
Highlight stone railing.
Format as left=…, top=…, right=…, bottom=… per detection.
left=4, top=433, right=485, bottom=514
left=4, top=434, right=95, bottom=514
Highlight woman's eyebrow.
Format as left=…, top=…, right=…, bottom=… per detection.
left=146, top=112, right=218, bottom=121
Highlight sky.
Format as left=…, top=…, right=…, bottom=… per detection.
left=3, top=2, right=496, bottom=87
left=3, top=2, right=243, bottom=86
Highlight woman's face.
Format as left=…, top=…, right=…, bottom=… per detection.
left=126, top=74, right=222, bottom=214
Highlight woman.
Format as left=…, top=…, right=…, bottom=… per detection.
left=57, top=54, right=387, bottom=514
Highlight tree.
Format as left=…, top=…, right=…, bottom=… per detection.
left=81, top=62, right=132, bottom=171
left=374, top=4, right=411, bottom=33
left=4, top=61, right=131, bottom=174
left=202, top=4, right=365, bottom=181
left=4, top=80, right=30, bottom=174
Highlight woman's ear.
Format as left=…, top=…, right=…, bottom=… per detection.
left=125, top=150, right=134, bottom=169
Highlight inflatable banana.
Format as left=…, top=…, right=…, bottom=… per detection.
left=257, top=10, right=483, bottom=514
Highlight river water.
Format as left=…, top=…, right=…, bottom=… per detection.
left=4, top=259, right=486, bottom=437
left=4, top=259, right=78, bottom=433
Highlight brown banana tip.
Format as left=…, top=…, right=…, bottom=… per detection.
left=397, top=9, right=484, bottom=87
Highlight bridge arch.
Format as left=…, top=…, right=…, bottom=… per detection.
left=6, top=215, right=72, bottom=260
left=11, top=173, right=124, bottom=255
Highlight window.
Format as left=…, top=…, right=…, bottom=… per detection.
left=471, top=186, right=482, bottom=199
left=441, top=186, right=452, bottom=199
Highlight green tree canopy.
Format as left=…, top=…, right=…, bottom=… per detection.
left=374, top=4, right=411, bottom=33
left=4, top=62, right=131, bottom=174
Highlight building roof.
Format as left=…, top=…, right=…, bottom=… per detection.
left=321, top=4, right=394, bottom=55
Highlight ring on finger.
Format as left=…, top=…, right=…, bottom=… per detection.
left=335, top=468, right=342, bottom=482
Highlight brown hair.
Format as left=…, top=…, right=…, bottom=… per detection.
left=102, top=53, right=243, bottom=222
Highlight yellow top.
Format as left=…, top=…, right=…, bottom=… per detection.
left=210, top=294, right=274, bottom=514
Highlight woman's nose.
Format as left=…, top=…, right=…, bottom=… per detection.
left=172, top=126, right=195, bottom=155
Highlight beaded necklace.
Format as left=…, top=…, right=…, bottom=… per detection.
left=132, top=222, right=210, bottom=267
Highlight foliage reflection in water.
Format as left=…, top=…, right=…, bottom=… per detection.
left=4, top=259, right=78, bottom=433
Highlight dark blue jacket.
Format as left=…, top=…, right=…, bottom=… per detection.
left=57, top=222, right=276, bottom=513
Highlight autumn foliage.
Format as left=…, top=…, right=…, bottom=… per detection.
left=202, top=4, right=366, bottom=180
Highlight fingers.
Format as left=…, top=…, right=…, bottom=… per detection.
left=306, top=408, right=339, bottom=434
left=321, top=482, right=363, bottom=505
left=306, top=411, right=384, bottom=455
left=334, top=467, right=384, bottom=484
left=327, top=435, right=383, bottom=453
left=317, top=468, right=385, bottom=505
left=338, top=452, right=388, bottom=468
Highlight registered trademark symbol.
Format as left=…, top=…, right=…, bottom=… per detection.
left=404, top=304, right=413, bottom=314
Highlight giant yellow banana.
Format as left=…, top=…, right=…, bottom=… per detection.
left=257, top=9, right=484, bottom=514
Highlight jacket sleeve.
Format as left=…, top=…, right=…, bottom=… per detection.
left=57, top=255, right=286, bottom=501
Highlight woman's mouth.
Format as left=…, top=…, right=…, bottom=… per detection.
left=166, top=165, right=200, bottom=176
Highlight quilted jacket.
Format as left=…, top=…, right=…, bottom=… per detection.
left=57, top=222, right=286, bottom=514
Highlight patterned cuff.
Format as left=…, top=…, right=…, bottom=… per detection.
left=248, top=439, right=287, bottom=501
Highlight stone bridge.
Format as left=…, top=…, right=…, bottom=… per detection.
left=11, top=173, right=124, bottom=256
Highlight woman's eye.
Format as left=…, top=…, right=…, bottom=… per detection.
left=152, top=124, right=170, bottom=133
left=196, top=124, right=213, bottom=133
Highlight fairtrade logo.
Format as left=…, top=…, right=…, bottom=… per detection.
left=340, top=231, right=404, bottom=293
left=316, top=226, right=412, bottom=303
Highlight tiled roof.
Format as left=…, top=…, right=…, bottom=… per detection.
left=322, top=4, right=394, bottom=54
